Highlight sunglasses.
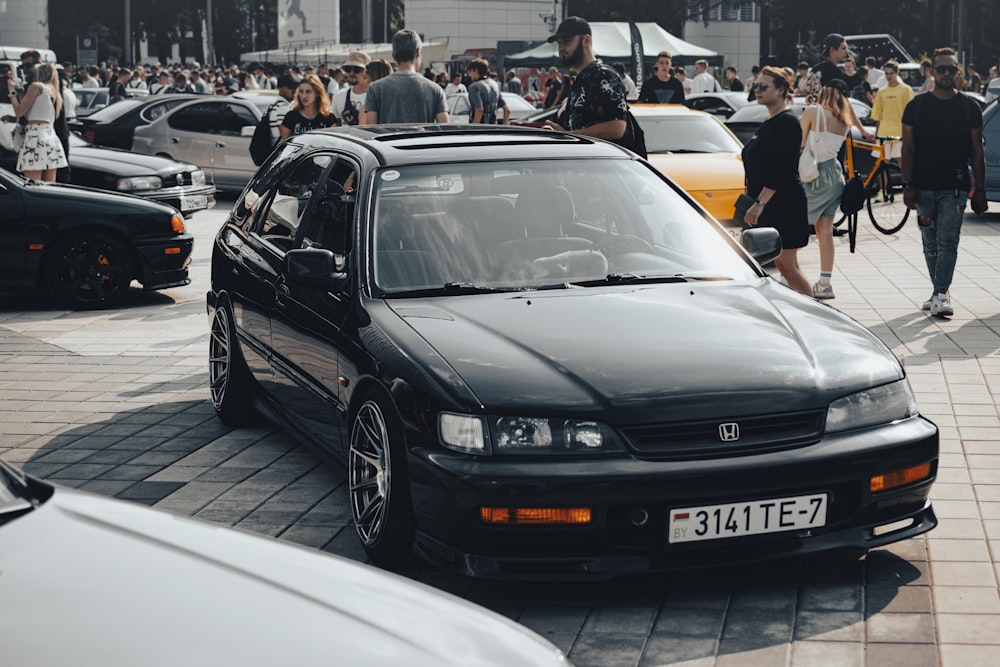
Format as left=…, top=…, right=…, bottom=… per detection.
left=756, top=81, right=772, bottom=92
left=935, top=65, right=959, bottom=75
left=343, top=66, right=364, bottom=74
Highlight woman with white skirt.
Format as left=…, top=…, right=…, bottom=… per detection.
left=6, top=62, right=68, bottom=182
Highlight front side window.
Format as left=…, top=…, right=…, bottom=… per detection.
left=231, top=142, right=303, bottom=231
left=369, top=159, right=757, bottom=295
left=256, top=153, right=333, bottom=250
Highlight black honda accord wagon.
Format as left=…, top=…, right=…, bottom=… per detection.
left=207, top=125, right=937, bottom=579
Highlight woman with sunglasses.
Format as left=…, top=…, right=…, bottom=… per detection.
left=279, top=75, right=337, bottom=140
left=740, top=66, right=811, bottom=296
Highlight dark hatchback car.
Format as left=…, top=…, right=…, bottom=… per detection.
left=208, top=125, right=937, bottom=579
left=0, top=168, right=193, bottom=309
left=68, top=94, right=200, bottom=150
left=0, top=133, right=214, bottom=216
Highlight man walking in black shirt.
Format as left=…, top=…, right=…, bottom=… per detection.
left=901, top=47, right=988, bottom=318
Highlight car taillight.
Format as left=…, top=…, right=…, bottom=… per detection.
left=83, top=130, right=95, bottom=142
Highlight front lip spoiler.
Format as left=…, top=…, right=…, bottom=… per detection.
left=412, top=501, right=937, bottom=581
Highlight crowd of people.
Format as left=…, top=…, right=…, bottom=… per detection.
left=2, top=25, right=993, bottom=319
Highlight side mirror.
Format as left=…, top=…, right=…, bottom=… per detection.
left=240, top=125, right=255, bottom=137
left=741, top=227, right=782, bottom=265
left=285, top=248, right=349, bottom=289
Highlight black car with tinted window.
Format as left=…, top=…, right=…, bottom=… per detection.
left=208, top=125, right=937, bottom=579
left=0, top=167, right=193, bottom=309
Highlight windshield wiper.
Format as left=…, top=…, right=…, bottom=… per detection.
left=571, top=273, right=732, bottom=287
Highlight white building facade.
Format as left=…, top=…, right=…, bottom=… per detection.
left=405, top=0, right=562, bottom=55
left=0, top=0, right=49, bottom=50
left=683, top=1, right=761, bottom=80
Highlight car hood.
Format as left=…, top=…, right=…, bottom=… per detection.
left=386, top=280, right=901, bottom=422
left=647, top=152, right=745, bottom=192
left=16, top=179, right=176, bottom=215
left=71, top=144, right=192, bottom=177
left=0, top=486, right=567, bottom=667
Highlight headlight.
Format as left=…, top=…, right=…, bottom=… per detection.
left=439, top=413, right=487, bottom=454
left=117, top=176, right=162, bottom=192
left=438, top=412, right=624, bottom=455
left=191, top=170, right=206, bottom=186
left=826, top=380, right=919, bottom=433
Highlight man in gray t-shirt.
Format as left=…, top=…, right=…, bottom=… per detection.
left=467, top=58, right=509, bottom=125
left=365, top=29, right=449, bottom=124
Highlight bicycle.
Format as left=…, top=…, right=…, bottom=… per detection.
left=834, top=136, right=911, bottom=252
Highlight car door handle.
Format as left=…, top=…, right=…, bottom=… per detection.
left=275, top=283, right=290, bottom=308
left=216, top=142, right=225, bottom=148
left=170, top=137, right=180, bottom=144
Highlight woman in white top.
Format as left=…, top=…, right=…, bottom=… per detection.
left=800, top=81, right=853, bottom=299
left=6, top=63, right=68, bottom=182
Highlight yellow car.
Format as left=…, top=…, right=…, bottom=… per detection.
left=631, top=104, right=746, bottom=222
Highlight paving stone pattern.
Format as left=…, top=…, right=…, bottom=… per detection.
left=2, top=200, right=1000, bottom=666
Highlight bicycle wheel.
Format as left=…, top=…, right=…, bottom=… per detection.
left=867, top=164, right=910, bottom=234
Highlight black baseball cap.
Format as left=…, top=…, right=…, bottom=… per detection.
left=547, top=17, right=591, bottom=43
left=276, top=74, right=300, bottom=90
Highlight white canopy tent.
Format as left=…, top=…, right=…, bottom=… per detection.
left=239, top=40, right=451, bottom=67
left=504, top=22, right=722, bottom=68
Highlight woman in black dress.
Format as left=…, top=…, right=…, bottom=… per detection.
left=741, top=66, right=811, bottom=295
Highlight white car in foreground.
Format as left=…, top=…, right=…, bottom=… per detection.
left=0, top=460, right=569, bottom=667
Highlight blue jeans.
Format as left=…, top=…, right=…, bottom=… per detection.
left=918, top=189, right=968, bottom=295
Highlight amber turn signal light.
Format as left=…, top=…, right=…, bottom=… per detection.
left=171, top=214, right=186, bottom=234
left=870, top=462, right=932, bottom=493
left=480, top=507, right=592, bottom=525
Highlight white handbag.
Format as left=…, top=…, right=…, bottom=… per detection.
left=798, top=105, right=823, bottom=183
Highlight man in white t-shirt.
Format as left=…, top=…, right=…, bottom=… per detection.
left=331, top=51, right=370, bottom=126
left=690, top=59, right=719, bottom=94
left=444, top=72, right=466, bottom=96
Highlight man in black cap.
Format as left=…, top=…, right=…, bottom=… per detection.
left=542, top=16, right=628, bottom=144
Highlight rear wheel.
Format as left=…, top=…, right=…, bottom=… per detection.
left=867, top=165, right=910, bottom=234
left=208, top=301, right=257, bottom=426
left=45, top=231, right=133, bottom=309
left=349, top=392, right=415, bottom=570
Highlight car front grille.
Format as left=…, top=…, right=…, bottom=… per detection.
left=620, top=410, right=826, bottom=460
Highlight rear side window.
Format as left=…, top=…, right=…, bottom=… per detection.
left=141, top=98, right=190, bottom=122
left=168, top=102, right=221, bottom=132
left=256, top=153, right=333, bottom=249
left=220, top=102, right=257, bottom=135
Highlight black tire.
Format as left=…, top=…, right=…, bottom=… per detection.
left=867, top=165, right=910, bottom=234
left=45, top=231, right=133, bottom=309
left=208, top=300, right=257, bottom=426
left=349, top=391, right=416, bottom=570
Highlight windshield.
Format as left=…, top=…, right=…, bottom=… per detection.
left=370, top=159, right=758, bottom=296
left=642, top=115, right=743, bottom=153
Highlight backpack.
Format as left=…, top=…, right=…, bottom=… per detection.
left=250, top=100, right=284, bottom=167
left=614, top=110, right=647, bottom=159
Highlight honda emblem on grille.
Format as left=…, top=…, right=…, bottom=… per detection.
left=176, top=174, right=184, bottom=186
left=718, top=423, right=739, bottom=441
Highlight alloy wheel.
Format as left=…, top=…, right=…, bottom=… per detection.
left=350, top=400, right=391, bottom=546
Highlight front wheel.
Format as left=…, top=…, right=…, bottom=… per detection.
left=867, top=166, right=910, bottom=234
left=349, top=393, right=415, bottom=570
left=45, top=231, right=133, bottom=309
left=208, top=301, right=257, bottom=426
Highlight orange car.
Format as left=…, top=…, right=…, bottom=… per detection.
left=631, top=104, right=746, bottom=222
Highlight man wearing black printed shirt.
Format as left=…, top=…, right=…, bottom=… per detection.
left=901, top=47, right=988, bottom=318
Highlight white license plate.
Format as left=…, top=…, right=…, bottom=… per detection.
left=668, top=493, right=827, bottom=544
left=181, top=195, right=208, bottom=211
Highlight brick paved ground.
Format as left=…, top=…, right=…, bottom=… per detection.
left=2, top=199, right=1000, bottom=666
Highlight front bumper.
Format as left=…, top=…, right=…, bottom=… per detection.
left=407, top=416, right=939, bottom=579
left=142, top=185, right=216, bottom=216
left=135, top=233, right=194, bottom=291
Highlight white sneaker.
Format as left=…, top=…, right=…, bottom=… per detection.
left=930, top=292, right=953, bottom=317
left=812, top=282, right=835, bottom=299
left=921, top=297, right=933, bottom=311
